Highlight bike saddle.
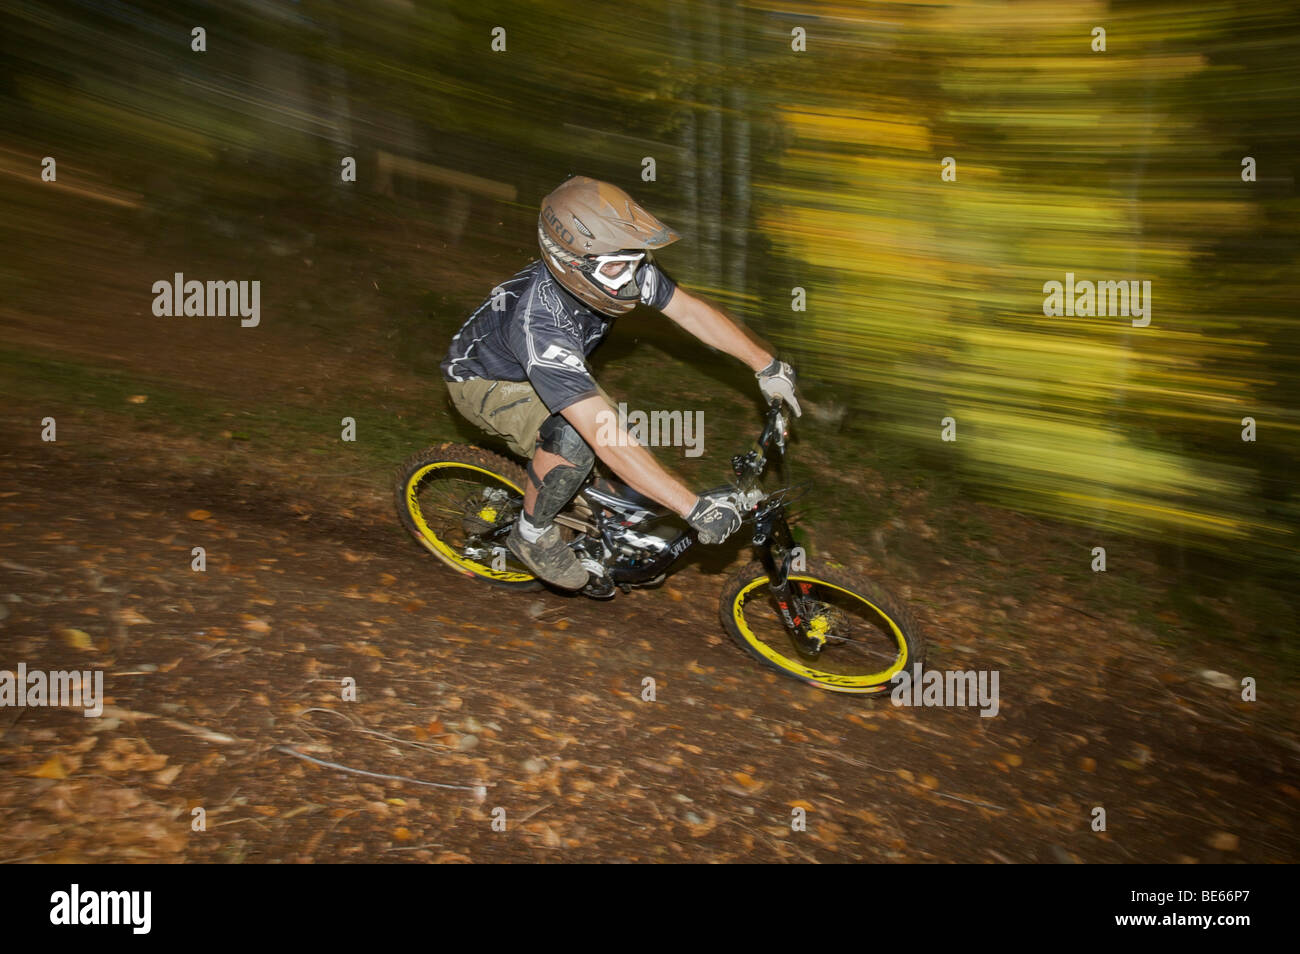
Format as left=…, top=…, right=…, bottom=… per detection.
left=580, top=477, right=665, bottom=524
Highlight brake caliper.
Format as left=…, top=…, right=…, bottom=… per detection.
left=806, top=613, right=829, bottom=650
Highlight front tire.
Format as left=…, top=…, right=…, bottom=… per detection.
left=719, top=561, right=923, bottom=694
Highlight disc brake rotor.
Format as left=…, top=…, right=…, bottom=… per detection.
left=460, top=487, right=513, bottom=537
left=804, top=601, right=850, bottom=644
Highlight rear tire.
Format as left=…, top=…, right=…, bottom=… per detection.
left=394, top=442, right=542, bottom=591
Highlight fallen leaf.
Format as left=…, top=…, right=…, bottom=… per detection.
left=1207, top=831, right=1239, bottom=852
left=1199, top=670, right=1237, bottom=690
left=59, top=628, right=94, bottom=650
left=30, top=755, right=67, bottom=779
left=136, top=752, right=169, bottom=772
left=682, top=810, right=720, bottom=837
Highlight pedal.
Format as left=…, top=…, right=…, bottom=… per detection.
left=581, top=575, right=617, bottom=600
left=577, top=555, right=616, bottom=600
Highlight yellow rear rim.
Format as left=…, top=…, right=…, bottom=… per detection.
left=730, top=575, right=909, bottom=692
left=404, top=461, right=535, bottom=583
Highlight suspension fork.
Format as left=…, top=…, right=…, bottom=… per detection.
left=754, top=503, right=821, bottom=655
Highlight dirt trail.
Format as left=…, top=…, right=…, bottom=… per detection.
left=2, top=159, right=1294, bottom=864
left=1, top=419, right=1296, bottom=863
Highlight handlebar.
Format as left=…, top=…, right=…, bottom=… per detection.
left=758, top=398, right=790, bottom=455
left=728, top=398, right=793, bottom=512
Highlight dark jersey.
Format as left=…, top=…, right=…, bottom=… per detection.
left=441, top=259, right=677, bottom=414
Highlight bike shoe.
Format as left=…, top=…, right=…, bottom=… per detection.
left=506, top=521, right=589, bottom=590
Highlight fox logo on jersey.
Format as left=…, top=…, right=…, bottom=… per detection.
left=538, top=344, right=586, bottom=372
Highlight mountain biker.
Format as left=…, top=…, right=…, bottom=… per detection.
left=440, top=175, right=801, bottom=590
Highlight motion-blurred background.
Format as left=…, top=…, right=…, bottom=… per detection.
left=2, top=0, right=1297, bottom=662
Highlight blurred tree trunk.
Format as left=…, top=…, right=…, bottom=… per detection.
left=672, top=2, right=700, bottom=271
left=699, top=0, right=724, bottom=288
left=324, top=9, right=353, bottom=152
left=725, top=0, right=751, bottom=300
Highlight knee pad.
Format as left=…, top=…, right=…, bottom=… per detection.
left=526, top=415, right=594, bottom=523
left=537, top=414, right=594, bottom=466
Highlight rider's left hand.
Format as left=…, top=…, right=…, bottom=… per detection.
left=685, top=489, right=742, bottom=545
left=756, top=357, right=802, bottom=417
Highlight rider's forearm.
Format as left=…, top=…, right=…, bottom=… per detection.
left=668, top=294, right=772, bottom=372
left=561, top=394, right=698, bottom=516
left=590, top=438, right=697, bottom=517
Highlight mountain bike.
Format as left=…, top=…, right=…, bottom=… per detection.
left=395, top=399, right=923, bottom=694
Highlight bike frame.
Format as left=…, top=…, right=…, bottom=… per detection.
left=565, top=400, right=819, bottom=652
left=457, top=399, right=819, bottom=647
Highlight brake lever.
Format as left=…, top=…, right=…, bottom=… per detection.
left=732, top=483, right=765, bottom=517
left=730, top=401, right=795, bottom=519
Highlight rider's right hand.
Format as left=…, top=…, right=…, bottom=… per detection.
left=686, top=490, right=742, bottom=545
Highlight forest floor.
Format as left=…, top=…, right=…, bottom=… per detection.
left=1, top=182, right=1295, bottom=863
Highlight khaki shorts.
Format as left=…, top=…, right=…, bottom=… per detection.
left=445, top=378, right=612, bottom=459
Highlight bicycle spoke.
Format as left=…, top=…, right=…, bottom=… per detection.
left=406, top=466, right=532, bottom=576
left=740, top=582, right=906, bottom=679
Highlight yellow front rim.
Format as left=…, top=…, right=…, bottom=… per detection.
left=731, top=575, right=910, bottom=692
left=404, top=461, right=535, bottom=583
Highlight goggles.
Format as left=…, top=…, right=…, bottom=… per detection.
left=584, top=251, right=646, bottom=293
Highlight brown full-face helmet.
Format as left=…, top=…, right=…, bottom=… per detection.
left=537, top=176, right=680, bottom=316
